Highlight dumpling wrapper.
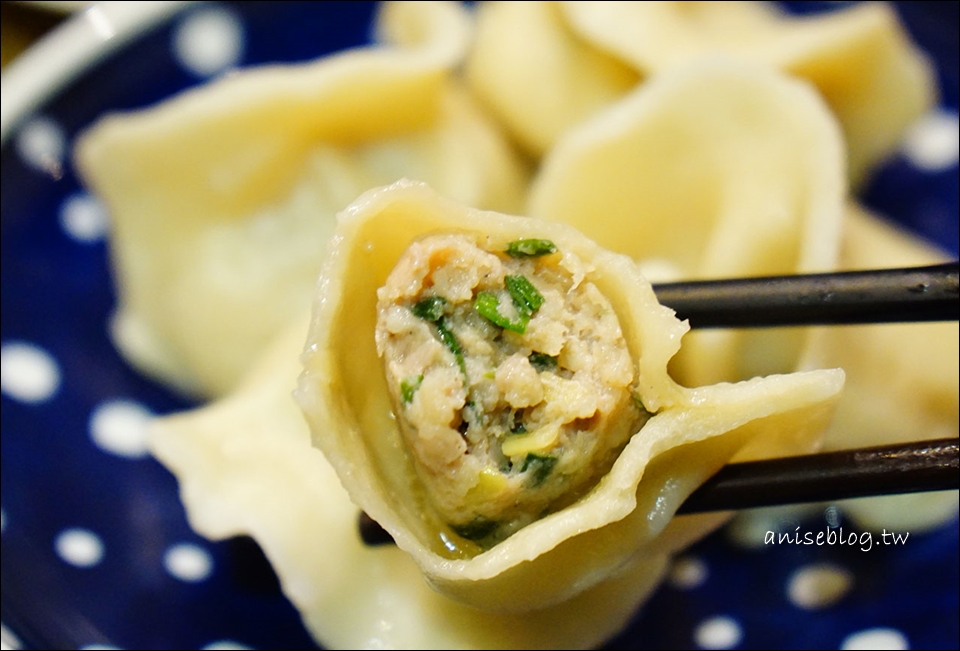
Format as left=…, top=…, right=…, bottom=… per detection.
left=465, top=1, right=640, bottom=157
left=296, top=180, right=844, bottom=612
left=560, top=1, right=936, bottom=187
left=529, top=59, right=845, bottom=388
left=148, top=316, right=680, bottom=650
left=465, top=1, right=934, bottom=186
left=74, top=0, right=528, bottom=398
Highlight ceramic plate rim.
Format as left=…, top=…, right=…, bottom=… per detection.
left=0, top=1, right=193, bottom=141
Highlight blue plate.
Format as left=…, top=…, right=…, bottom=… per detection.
left=1, top=2, right=957, bottom=649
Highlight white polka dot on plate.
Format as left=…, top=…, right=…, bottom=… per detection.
left=726, top=504, right=820, bottom=549
left=60, top=193, right=110, bottom=243
left=668, top=556, right=709, bottom=590
left=1, top=342, right=61, bottom=403
left=15, top=116, right=66, bottom=179
left=694, top=615, right=743, bottom=650
left=901, top=108, right=960, bottom=171
left=89, top=399, right=154, bottom=459
left=841, top=627, right=910, bottom=650
left=164, top=543, right=213, bottom=582
left=173, top=7, right=244, bottom=77
left=202, top=641, right=254, bottom=651
left=1, top=622, right=23, bottom=650
left=55, top=528, right=104, bottom=568
left=724, top=514, right=776, bottom=549
left=787, top=562, right=853, bottom=609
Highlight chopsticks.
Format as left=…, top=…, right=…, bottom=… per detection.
left=358, top=438, right=959, bottom=545
left=358, top=262, right=959, bottom=546
left=652, top=262, right=959, bottom=328
left=677, top=437, right=959, bottom=514
left=655, top=262, right=960, bottom=512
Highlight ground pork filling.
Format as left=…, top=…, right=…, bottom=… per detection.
left=375, top=233, right=649, bottom=547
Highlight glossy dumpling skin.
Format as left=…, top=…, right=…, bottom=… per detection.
left=73, top=1, right=527, bottom=398
left=296, top=180, right=844, bottom=612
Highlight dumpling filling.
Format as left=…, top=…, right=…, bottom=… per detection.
left=375, top=233, right=649, bottom=547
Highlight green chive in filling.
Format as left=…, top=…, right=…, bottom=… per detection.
left=506, top=238, right=557, bottom=258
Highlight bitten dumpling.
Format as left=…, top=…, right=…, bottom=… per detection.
left=296, top=180, right=844, bottom=611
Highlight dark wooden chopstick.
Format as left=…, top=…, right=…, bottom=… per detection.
left=357, top=438, right=959, bottom=545
left=652, top=262, right=959, bottom=328
left=677, top=437, right=958, bottom=514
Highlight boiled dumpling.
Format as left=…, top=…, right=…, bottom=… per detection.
left=529, top=59, right=845, bottom=388
left=74, top=0, right=528, bottom=398
left=295, top=180, right=844, bottom=611
left=560, top=1, right=936, bottom=187
left=465, top=1, right=640, bottom=157
left=467, top=1, right=934, bottom=187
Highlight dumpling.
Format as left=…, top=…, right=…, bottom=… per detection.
left=560, top=0, right=936, bottom=187
left=529, top=59, right=846, bottom=387
left=73, top=0, right=528, bottom=398
left=526, top=56, right=956, bottom=531
left=465, top=1, right=640, bottom=157
left=147, top=315, right=678, bottom=650
left=466, top=1, right=934, bottom=186
left=295, top=180, right=844, bottom=611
